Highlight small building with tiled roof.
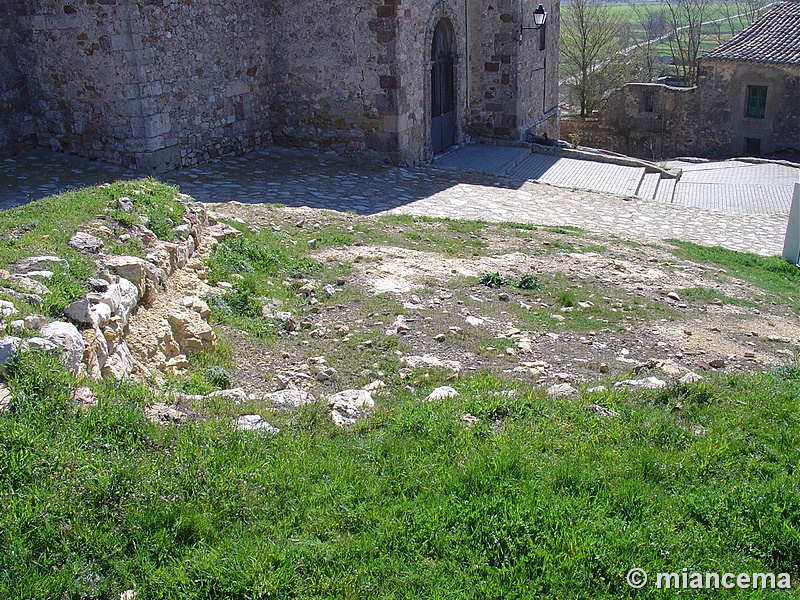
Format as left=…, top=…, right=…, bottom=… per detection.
left=697, top=0, right=800, bottom=156
left=560, top=1, right=800, bottom=160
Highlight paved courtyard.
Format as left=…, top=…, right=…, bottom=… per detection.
left=1, top=145, right=796, bottom=256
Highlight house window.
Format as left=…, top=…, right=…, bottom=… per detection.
left=644, top=91, right=655, bottom=113
left=744, top=85, right=767, bottom=119
left=745, top=137, right=761, bottom=155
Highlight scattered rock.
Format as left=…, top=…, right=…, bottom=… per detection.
left=69, top=231, right=104, bottom=253
left=13, top=255, right=68, bottom=274
left=386, top=315, right=410, bottom=336
left=322, top=284, right=336, bottom=297
left=265, top=388, right=316, bottom=407
left=205, top=388, right=249, bottom=404
left=4, top=274, right=50, bottom=296
left=0, top=383, right=13, bottom=412
left=666, top=291, right=681, bottom=301
left=425, top=386, right=459, bottom=401
left=23, top=314, right=47, bottom=330
left=0, top=300, right=17, bottom=319
left=74, top=386, right=98, bottom=409
left=589, top=404, right=619, bottom=418
left=22, top=337, right=58, bottom=353
left=498, top=292, right=510, bottom=301
left=364, top=379, right=386, bottom=393
left=547, top=383, right=579, bottom=398
left=587, top=385, right=606, bottom=393
left=328, top=389, right=374, bottom=426
left=614, top=376, right=667, bottom=390
left=173, top=224, right=192, bottom=239
left=679, top=372, right=703, bottom=384
left=102, top=342, right=135, bottom=379
left=168, top=308, right=216, bottom=352
left=0, top=287, right=43, bottom=306
left=709, top=358, right=727, bottom=369
left=144, top=403, right=188, bottom=425
left=40, top=321, right=85, bottom=374
left=465, top=315, right=484, bottom=327
left=402, top=354, right=462, bottom=373
left=460, top=413, right=480, bottom=426
left=234, top=414, right=279, bottom=434
left=116, top=197, right=134, bottom=212
left=105, top=256, right=149, bottom=298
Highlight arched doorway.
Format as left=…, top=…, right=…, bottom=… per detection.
left=431, top=19, right=456, bottom=154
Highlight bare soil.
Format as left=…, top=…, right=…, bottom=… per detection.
left=145, top=202, right=800, bottom=399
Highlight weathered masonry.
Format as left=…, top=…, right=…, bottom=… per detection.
left=560, top=1, right=799, bottom=160
left=0, top=0, right=560, bottom=172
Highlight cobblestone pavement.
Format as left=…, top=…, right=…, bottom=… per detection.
left=0, top=146, right=792, bottom=256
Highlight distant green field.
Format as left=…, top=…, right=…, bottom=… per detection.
left=563, top=0, right=766, bottom=63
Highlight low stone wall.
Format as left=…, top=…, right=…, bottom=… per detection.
left=0, top=194, right=240, bottom=383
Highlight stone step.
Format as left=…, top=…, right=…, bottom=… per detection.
left=505, top=154, right=645, bottom=197
left=654, top=178, right=676, bottom=203
left=636, top=172, right=661, bottom=200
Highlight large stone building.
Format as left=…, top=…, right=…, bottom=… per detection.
left=0, top=0, right=560, bottom=172
left=560, top=0, right=800, bottom=160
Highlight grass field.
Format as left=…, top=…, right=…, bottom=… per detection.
left=1, top=184, right=799, bottom=598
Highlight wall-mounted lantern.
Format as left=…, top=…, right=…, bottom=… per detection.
left=521, top=4, right=547, bottom=34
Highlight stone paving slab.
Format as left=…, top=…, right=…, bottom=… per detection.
left=432, top=145, right=530, bottom=175
left=505, top=153, right=645, bottom=197
left=673, top=183, right=794, bottom=215
left=0, top=146, right=791, bottom=256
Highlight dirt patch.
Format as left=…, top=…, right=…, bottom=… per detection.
left=173, top=203, right=800, bottom=397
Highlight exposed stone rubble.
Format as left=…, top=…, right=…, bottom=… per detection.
left=0, top=197, right=237, bottom=386
left=234, top=414, right=280, bottom=434
left=425, top=386, right=459, bottom=401
left=328, top=389, right=375, bottom=426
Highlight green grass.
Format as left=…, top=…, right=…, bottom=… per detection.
left=1, top=353, right=799, bottom=598
left=0, top=179, right=186, bottom=317
left=677, top=286, right=756, bottom=307
left=668, top=240, right=800, bottom=312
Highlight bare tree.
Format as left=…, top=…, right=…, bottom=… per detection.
left=708, top=0, right=770, bottom=43
left=560, top=0, right=629, bottom=117
left=629, top=2, right=669, bottom=82
left=663, top=0, right=712, bottom=86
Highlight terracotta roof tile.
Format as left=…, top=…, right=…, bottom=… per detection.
left=702, top=1, right=800, bottom=65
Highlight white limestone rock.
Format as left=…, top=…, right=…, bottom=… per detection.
left=102, top=341, right=134, bottom=379
left=547, top=383, right=579, bottom=398
left=264, top=388, right=316, bottom=407
left=40, top=321, right=85, bottom=374
left=167, top=307, right=216, bottom=353
left=235, top=414, right=279, bottom=434
left=13, top=255, right=68, bottom=274
left=425, top=386, right=459, bottom=401
left=105, top=256, right=148, bottom=298
left=0, top=300, right=17, bottom=319
left=614, top=376, right=667, bottom=390
left=69, top=231, right=104, bottom=253
left=328, top=389, right=375, bottom=426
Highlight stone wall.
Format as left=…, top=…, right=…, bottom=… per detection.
left=698, top=60, right=800, bottom=157
left=465, top=0, right=560, bottom=142
left=0, top=2, right=35, bottom=153
left=2, top=0, right=560, bottom=170
left=559, top=62, right=800, bottom=160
